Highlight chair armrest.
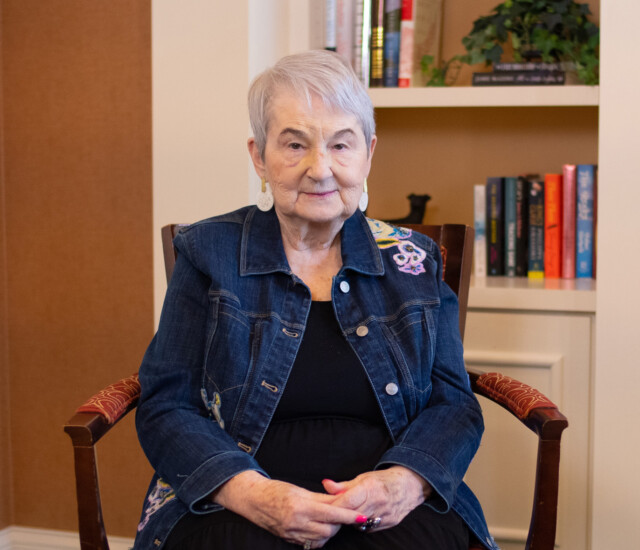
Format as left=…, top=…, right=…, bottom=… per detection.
left=64, top=373, right=140, bottom=446
left=467, top=368, right=568, bottom=438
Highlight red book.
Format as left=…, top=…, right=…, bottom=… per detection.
left=544, top=173, right=563, bottom=278
left=398, top=0, right=414, bottom=87
left=561, top=164, right=576, bottom=278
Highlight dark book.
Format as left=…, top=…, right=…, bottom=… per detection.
left=370, top=0, right=385, bottom=87
left=472, top=71, right=565, bottom=86
left=504, top=177, right=517, bottom=277
left=383, top=0, right=402, bottom=86
left=515, top=176, right=530, bottom=276
left=486, top=177, right=505, bottom=276
left=528, top=179, right=545, bottom=278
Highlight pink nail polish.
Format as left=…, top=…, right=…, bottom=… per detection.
left=355, top=515, right=368, bottom=524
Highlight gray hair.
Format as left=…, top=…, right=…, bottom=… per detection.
left=248, top=50, right=375, bottom=159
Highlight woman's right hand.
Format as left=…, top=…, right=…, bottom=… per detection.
left=212, top=470, right=364, bottom=548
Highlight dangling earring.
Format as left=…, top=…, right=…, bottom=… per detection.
left=358, top=178, right=369, bottom=212
left=256, top=177, right=274, bottom=212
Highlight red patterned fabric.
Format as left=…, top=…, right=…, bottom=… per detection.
left=476, top=372, right=558, bottom=421
left=76, top=373, right=141, bottom=424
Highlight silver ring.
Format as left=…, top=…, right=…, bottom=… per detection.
left=303, top=541, right=312, bottom=549
left=358, top=516, right=382, bottom=532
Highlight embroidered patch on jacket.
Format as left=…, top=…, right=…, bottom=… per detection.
left=138, top=478, right=176, bottom=532
left=367, top=219, right=427, bottom=275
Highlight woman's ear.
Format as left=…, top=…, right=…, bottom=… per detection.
left=247, top=138, right=266, bottom=178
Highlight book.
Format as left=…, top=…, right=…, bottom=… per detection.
left=397, top=0, right=414, bottom=87
left=576, top=164, right=596, bottom=278
left=410, top=0, right=444, bottom=87
left=325, top=0, right=338, bottom=51
left=354, top=0, right=372, bottom=87
left=544, top=173, right=563, bottom=278
left=336, top=0, right=354, bottom=66
left=383, top=0, right=402, bottom=86
left=369, top=0, right=385, bottom=86
left=472, top=70, right=565, bottom=86
left=561, top=164, right=577, bottom=278
left=504, top=177, right=518, bottom=277
left=528, top=179, right=545, bottom=279
left=515, top=176, right=530, bottom=276
left=486, top=177, right=505, bottom=276
left=474, top=184, right=487, bottom=278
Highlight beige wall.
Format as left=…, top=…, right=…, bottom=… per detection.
left=1, top=0, right=153, bottom=536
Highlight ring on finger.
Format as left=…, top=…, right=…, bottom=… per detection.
left=303, top=541, right=312, bottom=549
left=358, top=516, right=382, bottom=532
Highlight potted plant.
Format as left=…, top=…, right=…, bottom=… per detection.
left=423, top=0, right=600, bottom=86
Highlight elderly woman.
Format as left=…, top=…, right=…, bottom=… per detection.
left=133, top=50, right=495, bottom=550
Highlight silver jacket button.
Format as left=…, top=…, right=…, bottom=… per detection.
left=339, top=280, right=350, bottom=293
left=356, top=325, right=369, bottom=337
left=385, top=383, right=399, bottom=396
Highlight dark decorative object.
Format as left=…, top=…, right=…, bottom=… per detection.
left=383, top=193, right=431, bottom=224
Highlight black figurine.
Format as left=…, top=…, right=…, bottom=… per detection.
left=383, top=193, right=431, bottom=225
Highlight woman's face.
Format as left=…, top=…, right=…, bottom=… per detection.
left=249, top=90, right=376, bottom=229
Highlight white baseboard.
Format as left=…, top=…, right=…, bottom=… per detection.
left=0, top=526, right=134, bottom=550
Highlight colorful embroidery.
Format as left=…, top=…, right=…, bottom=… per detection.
left=138, top=478, right=176, bottom=532
left=367, top=219, right=427, bottom=275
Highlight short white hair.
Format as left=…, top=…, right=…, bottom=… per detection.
left=248, top=50, right=375, bottom=159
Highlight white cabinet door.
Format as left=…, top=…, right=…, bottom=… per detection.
left=464, top=310, right=594, bottom=550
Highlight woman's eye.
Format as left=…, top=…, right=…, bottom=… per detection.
left=288, top=142, right=303, bottom=150
left=333, top=143, right=347, bottom=151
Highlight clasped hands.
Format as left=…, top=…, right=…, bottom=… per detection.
left=213, top=466, right=432, bottom=549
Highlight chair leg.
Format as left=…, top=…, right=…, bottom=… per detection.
left=525, top=438, right=562, bottom=550
left=72, top=444, right=110, bottom=550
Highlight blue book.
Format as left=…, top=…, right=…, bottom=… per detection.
left=383, top=0, right=401, bottom=86
left=504, top=177, right=518, bottom=276
left=528, top=179, right=545, bottom=278
left=486, top=177, right=505, bottom=276
left=576, top=164, right=596, bottom=278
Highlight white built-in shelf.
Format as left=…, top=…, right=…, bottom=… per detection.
left=368, top=85, right=599, bottom=108
left=469, top=276, right=596, bottom=313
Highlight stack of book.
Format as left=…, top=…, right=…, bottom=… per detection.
left=474, top=165, right=597, bottom=279
left=322, top=0, right=443, bottom=87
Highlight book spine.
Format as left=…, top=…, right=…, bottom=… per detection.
left=528, top=180, right=545, bottom=278
left=325, top=0, right=338, bottom=51
left=369, top=0, right=385, bottom=86
left=561, top=164, right=577, bottom=278
left=383, top=0, right=401, bottom=86
left=472, top=71, right=565, bottom=86
left=493, top=62, right=565, bottom=72
left=515, top=176, right=529, bottom=276
left=474, top=184, right=487, bottom=278
left=486, top=177, right=505, bottom=276
left=576, top=164, right=595, bottom=278
left=411, top=0, right=443, bottom=87
left=397, top=0, right=414, bottom=87
left=336, top=0, right=355, bottom=66
left=359, top=0, right=372, bottom=87
left=544, top=173, right=563, bottom=278
left=504, top=177, right=517, bottom=277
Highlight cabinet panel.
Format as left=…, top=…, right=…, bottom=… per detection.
left=464, top=310, right=593, bottom=550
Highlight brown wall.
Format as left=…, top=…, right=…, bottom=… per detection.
left=1, top=0, right=153, bottom=537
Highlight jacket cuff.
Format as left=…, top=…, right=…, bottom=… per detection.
left=175, top=450, right=269, bottom=514
left=376, top=445, right=455, bottom=513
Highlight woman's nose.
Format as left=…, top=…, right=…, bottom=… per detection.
left=307, top=148, right=332, bottom=181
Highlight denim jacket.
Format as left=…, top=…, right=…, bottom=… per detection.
left=133, top=206, right=497, bottom=550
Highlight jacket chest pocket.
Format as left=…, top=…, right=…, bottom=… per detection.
left=202, top=294, right=264, bottom=426
left=379, top=302, right=438, bottom=400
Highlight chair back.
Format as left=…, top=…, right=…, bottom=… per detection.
left=162, top=223, right=474, bottom=339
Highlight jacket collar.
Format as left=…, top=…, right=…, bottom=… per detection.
left=240, top=206, right=384, bottom=277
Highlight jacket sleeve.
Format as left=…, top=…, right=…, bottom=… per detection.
left=135, top=232, right=267, bottom=514
left=375, top=249, right=484, bottom=513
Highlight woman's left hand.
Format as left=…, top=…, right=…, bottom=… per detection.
left=321, top=466, right=432, bottom=532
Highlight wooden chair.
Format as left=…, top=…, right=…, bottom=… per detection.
left=64, top=223, right=568, bottom=550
